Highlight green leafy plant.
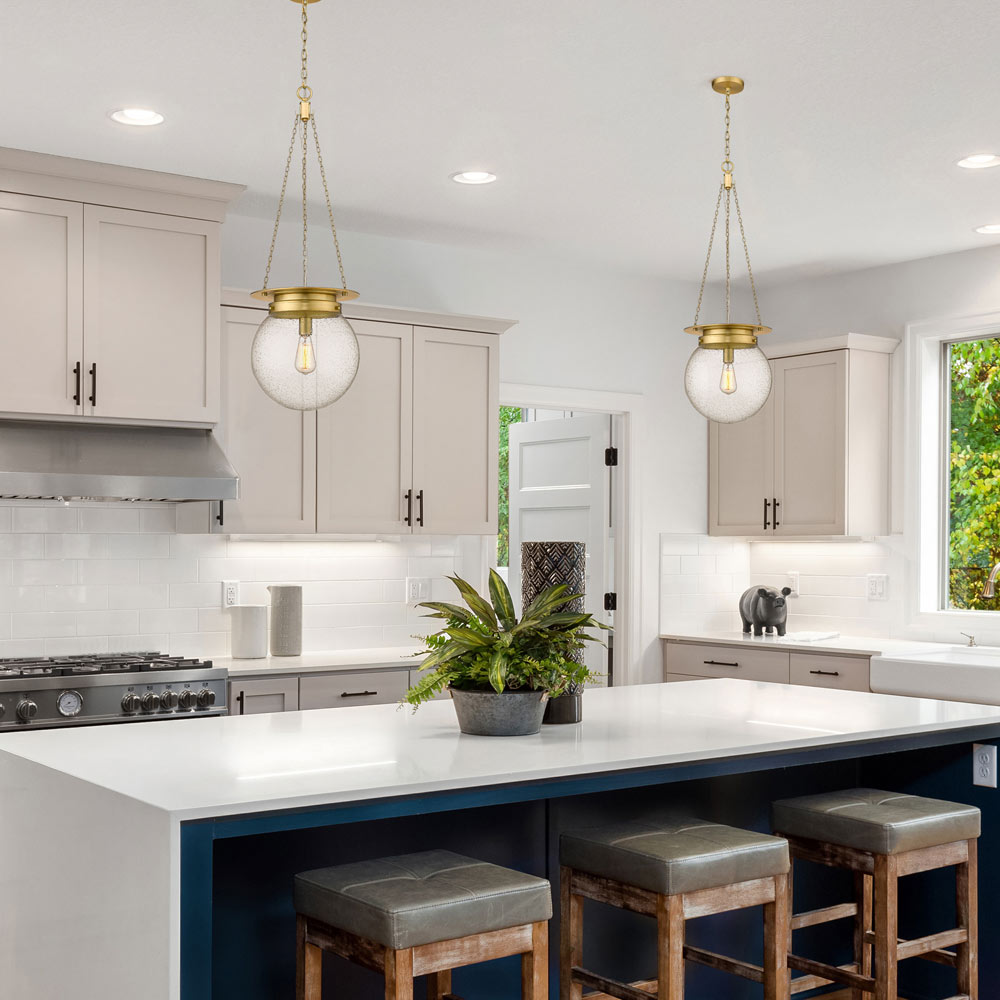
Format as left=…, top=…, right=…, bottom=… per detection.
left=405, top=569, right=609, bottom=707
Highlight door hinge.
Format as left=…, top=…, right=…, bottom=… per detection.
left=604, top=592, right=617, bottom=611
left=605, top=447, right=618, bottom=467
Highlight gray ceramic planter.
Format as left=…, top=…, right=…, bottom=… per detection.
left=450, top=687, right=549, bottom=736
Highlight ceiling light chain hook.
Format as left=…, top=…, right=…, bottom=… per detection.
left=261, top=113, right=302, bottom=292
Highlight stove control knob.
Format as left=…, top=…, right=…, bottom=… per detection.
left=196, top=688, right=216, bottom=709
left=178, top=690, right=197, bottom=711
left=16, top=699, right=38, bottom=722
left=0, top=702, right=5, bottom=719
left=121, top=693, right=141, bottom=715
left=141, top=692, right=161, bottom=713
left=160, top=690, right=179, bottom=711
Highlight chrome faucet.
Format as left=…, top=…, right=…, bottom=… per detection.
left=982, top=563, right=1000, bottom=598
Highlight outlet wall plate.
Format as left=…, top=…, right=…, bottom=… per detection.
left=973, top=743, right=997, bottom=789
left=786, top=571, right=800, bottom=598
left=866, top=573, right=888, bottom=601
left=406, top=577, right=432, bottom=603
left=222, top=580, right=240, bottom=608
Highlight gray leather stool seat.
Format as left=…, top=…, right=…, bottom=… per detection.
left=294, top=849, right=552, bottom=950
left=560, top=818, right=789, bottom=895
left=772, top=787, right=981, bottom=854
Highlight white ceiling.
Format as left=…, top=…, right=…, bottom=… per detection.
left=3, top=0, right=1000, bottom=281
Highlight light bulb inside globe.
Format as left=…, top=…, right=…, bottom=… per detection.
left=252, top=313, right=360, bottom=411
left=720, top=361, right=737, bottom=395
left=684, top=345, right=772, bottom=423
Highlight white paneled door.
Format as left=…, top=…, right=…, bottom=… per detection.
left=83, top=205, right=220, bottom=423
left=0, top=193, right=83, bottom=417
left=317, top=320, right=413, bottom=533
left=219, top=307, right=317, bottom=533
left=411, top=327, right=499, bottom=534
left=508, top=413, right=611, bottom=677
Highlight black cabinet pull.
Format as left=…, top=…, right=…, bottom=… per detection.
left=88, top=363, right=97, bottom=406
left=809, top=669, right=840, bottom=677
left=216, top=501, right=225, bottom=528
left=416, top=489, right=424, bottom=527
left=773, top=497, right=781, bottom=529
left=763, top=498, right=771, bottom=530
left=704, top=660, right=740, bottom=668
left=340, top=690, right=378, bottom=698
left=72, top=362, right=82, bottom=405
left=404, top=489, right=413, bottom=526
left=236, top=690, right=245, bottom=715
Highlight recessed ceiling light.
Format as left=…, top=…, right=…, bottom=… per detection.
left=958, top=153, right=1000, bottom=169
left=975, top=224, right=1000, bottom=235
left=109, top=108, right=165, bottom=127
left=450, top=171, right=497, bottom=185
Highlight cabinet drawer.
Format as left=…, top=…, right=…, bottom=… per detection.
left=299, top=669, right=410, bottom=709
left=665, top=643, right=789, bottom=683
left=790, top=653, right=870, bottom=692
left=665, top=673, right=712, bottom=683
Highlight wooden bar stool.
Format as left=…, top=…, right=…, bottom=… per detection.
left=772, top=788, right=981, bottom=999
left=294, top=849, right=552, bottom=1000
left=559, top=818, right=791, bottom=999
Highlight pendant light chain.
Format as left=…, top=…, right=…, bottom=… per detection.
left=690, top=85, right=763, bottom=329
left=260, top=0, right=349, bottom=293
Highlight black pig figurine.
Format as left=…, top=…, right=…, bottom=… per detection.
left=739, top=585, right=792, bottom=636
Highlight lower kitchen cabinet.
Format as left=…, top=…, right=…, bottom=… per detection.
left=229, top=677, right=299, bottom=715
left=789, top=652, right=870, bottom=691
left=298, top=669, right=411, bottom=709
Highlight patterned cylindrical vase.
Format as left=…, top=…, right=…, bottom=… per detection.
left=267, top=585, right=303, bottom=656
left=520, top=541, right=586, bottom=616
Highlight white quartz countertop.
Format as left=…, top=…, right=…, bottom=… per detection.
left=1, top=680, right=998, bottom=823
left=661, top=630, right=944, bottom=657
left=218, top=646, right=426, bottom=677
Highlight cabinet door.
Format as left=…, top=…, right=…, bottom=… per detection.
left=0, top=193, right=83, bottom=417
left=299, top=669, right=410, bottom=709
left=229, top=677, right=299, bottom=715
left=219, top=307, right=316, bottom=533
left=83, top=206, right=220, bottom=423
left=772, top=352, right=847, bottom=535
left=316, top=320, right=412, bottom=533
left=411, top=327, right=499, bottom=534
left=708, top=391, right=774, bottom=535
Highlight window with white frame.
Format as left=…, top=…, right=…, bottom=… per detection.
left=946, top=336, right=1000, bottom=611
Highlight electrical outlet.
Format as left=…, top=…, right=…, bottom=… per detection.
left=222, top=580, right=240, bottom=608
left=973, top=743, right=997, bottom=788
left=866, top=573, right=888, bottom=601
left=406, top=577, right=432, bottom=603
left=786, top=571, right=800, bottom=598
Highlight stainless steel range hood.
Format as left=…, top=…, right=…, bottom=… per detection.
left=0, top=420, right=239, bottom=502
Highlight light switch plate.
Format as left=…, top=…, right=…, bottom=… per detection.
left=786, top=571, right=800, bottom=598
left=973, top=743, right=997, bottom=788
left=406, top=577, right=432, bottom=604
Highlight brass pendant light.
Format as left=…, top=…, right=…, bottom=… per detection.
left=684, top=77, right=772, bottom=423
left=250, top=0, right=360, bottom=411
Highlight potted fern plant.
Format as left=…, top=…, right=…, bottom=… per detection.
left=405, top=570, right=609, bottom=736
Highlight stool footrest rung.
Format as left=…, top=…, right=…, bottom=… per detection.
left=683, top=944, right=763, bottom=983
left=789, top=963, right=860, bottom=995
left=860, top=928, right=965, bottom=965
left=791, top=901, right=858, bottom=930
left=788, top=954, right=872, bottom=992
left=571, top=967, right=656, bottom=1000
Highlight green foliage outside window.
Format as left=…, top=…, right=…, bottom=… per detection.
left=497, top=406, right=523, bottom=567
left=949, top=337, right=1000, bottom=609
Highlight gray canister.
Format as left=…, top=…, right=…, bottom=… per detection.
left=267, top=585, right=303, bottom=656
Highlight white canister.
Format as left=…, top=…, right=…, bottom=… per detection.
left=230, top=605, right=268, bottom=659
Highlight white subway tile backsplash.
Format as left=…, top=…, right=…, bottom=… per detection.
left=45, top=636, right=109, bottom=656
left=107, top=584, right=170, bottom=609
left=302, top=626, right=386, bottom=651
left=0, top=535, right=45, bottom=559
left=0, top=586, right=46, bottom=612
left=140, top=507, right=177, bottom=533
left=79, top=508, right=141, bottom=533
left=107, top=534, right=171, bottom=559
left=140, top=559, right=198, bottom=584
left=306, top=581, right=383, bottom=605
left=76, top=610, right=140, bottom=636
left=44, top=586, right=108, bottom=612
left=14, top=506, right=79, bottom=533
left=169, top=582, right=223, bottom=608
left=198, top=608, right=233, bottom=632
left=13, top=560, right=77, bottom=586
left=81, top=560, right=139, bottom=585
left=12, top=612, right=77, bottom=639
left=680, top=555, right=717, bottom=575
left=45, top=534, right=108, bottom=559
left=139, top=608, right=199, bottom=634
left=660, top=533, right=749, bottom=635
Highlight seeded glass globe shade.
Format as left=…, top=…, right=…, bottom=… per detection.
left=251, top=314, right=360, bottom=411
left=683, top=345, right=772, bottom=423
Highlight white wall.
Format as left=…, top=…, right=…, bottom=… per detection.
left=222, top=214, right=707, bottom=682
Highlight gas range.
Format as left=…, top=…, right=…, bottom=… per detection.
left=0, top=652, right=228, bottom=730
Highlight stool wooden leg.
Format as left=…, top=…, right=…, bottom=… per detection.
left=385, top=948, right=414, bottom=1000
left=957, top=839, right=978, bottom=1000
left=560, top=867, right=583, bottom=1000
left=426, top=970, right=451, bottom=1000
left=657, top=893, right=685, bottom=999
left=852, top=872, right=873, bottom=1000
left=522, top=920, right=549, bottom=999
left=763, top=872, right=789, bottom=1000
left=297, top=916, right=323, bottom=1000
left=873, top=854, right=898, bottom=1000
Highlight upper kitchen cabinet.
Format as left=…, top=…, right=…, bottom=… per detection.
left=709, top=336, right=894, bottom=537
left=411, top=327, right=499, bottom=535
left=0, top=146, right=243, bottom=425
left=214, top=296, right=508, bottom=535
